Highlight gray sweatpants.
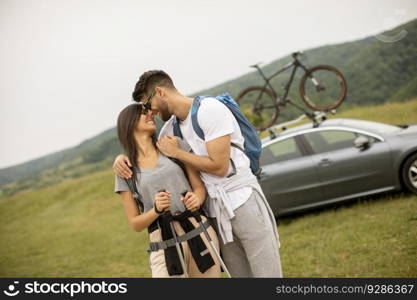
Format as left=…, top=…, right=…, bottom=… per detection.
left=217, top=188, right=283, bottom=277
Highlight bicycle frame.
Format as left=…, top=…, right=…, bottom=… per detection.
left=253, top=53, right=311, bottom=113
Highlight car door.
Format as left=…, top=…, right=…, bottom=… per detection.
left=301, top=128, right=394, bottom=201
left=259, top=135, right=324, bottom=215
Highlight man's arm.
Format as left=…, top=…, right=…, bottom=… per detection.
left=157, top=135, right=231, bottom=177
left=182, top=163, right=207, bottom=211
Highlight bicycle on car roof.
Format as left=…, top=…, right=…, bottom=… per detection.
left=236, top=51, right=347, bottom=131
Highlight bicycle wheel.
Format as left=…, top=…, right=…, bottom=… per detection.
left=299, top=65, right=347, bottom=111
left=236, top=86, right=279, bottom=131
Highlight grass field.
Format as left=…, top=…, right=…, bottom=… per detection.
left=279, top=192, right=417, bottom=277
left=0, top=99, right=416, bottom=277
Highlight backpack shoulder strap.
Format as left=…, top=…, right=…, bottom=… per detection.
left=172, top=116, right=183, bottom=139
left=124, top=174, right=144, bottom=213
left=231, top=142, right=245, bottom=153
left=172, top=95, right=206, bottom=140
left=190, top=96, right=205, bottom=140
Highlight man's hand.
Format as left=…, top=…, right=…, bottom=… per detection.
left=156, top=136, right=180, bottom=158
left=162, top=134, right=231, bottom=177
left=113, top=154, right=133, bottom=179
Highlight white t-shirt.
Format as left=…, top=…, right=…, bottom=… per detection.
left=159, top=97, right=252, bottom=211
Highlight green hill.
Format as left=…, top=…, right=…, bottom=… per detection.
left=1, top=18, right=416, bottom=196
left=0, top=127, right=121, bottom=196
left=0, top=118, right=164, bottom=197
left=196, top=19, right=417, bottom=114
left=0, top=100, right=416, bottom=277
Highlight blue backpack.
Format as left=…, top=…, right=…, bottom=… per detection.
left=172, top=93, right=262, bottom=178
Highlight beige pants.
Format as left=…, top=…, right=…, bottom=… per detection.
left=148, top=215, right=222, bottom=278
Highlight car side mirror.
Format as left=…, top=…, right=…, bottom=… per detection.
left=354, top=135, right=370, bottom=150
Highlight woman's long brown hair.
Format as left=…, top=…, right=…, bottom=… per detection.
left=116, top=103, right=157, bottom=180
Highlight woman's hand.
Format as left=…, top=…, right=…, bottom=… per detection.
left=154, top=190, right=171, bottom=212
left=181, top=192, right=202, bottom=212
left=113, top=154, right=133, bottom=179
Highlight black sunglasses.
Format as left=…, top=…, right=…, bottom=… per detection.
left=139, top=90, right=156, bottom=115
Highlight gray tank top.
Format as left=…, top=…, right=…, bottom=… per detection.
left=114, top=152, right=192, bottom=215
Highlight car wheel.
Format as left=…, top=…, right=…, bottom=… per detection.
left=402, top=153, right=417, bottom=194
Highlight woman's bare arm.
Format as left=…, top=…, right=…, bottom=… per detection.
left=182, top=164, right=207, bottom=211
left=118, top=191, right=170, bottom=232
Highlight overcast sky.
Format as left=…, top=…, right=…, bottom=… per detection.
left=1, top=0, right=416, bottom=169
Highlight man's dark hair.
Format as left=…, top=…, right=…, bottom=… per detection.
left=132, top=70, right=176, bottom=102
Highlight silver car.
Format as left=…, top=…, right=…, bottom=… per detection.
left=259, top=118, right=417, bottom=216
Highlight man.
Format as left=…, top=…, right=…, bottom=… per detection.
left=113, top=70, right=283, bottom=277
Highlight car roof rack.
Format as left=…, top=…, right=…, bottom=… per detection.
left=259, top=109, right=337, bottom=139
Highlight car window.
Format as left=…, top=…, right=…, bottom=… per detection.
left=260, top=137, right=303, bottom=166
left=305, top=130, right=358, bottom=153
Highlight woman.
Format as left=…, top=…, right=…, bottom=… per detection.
left=114, top=102, right=221, bottom=278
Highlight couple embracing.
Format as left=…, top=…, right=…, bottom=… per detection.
left=114, top=70, right=283, bottom=278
